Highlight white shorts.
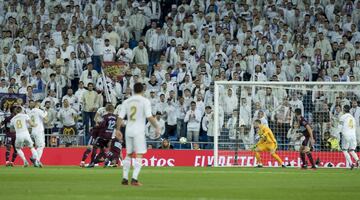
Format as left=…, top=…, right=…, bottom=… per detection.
left=342, top=135, right=357, bottom=150
left=125, top=134, right=147, bottom=155
left=15, top=134, right=34, bottom=149
left=32, top=130, right=45, bottom=148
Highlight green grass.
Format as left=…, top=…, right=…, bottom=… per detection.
left=0, top=167, right=360, bottom=200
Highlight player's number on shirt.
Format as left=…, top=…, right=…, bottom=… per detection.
left=349, top=119, right=354, bottom=129
left=16, top=120, right=22, bottom=129
left=108, top=120, right=116, bottom=130
left=130, top=106, right=137, bottom=121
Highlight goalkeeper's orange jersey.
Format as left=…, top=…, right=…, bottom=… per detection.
left=257, top=125, right=277, bottom=144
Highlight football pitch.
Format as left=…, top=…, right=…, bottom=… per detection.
left=0, top=167, right=360, bottom=200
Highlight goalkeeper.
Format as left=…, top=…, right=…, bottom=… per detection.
left=253, top=119, right=286, bottom=168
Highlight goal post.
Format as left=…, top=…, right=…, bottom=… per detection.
left=213, top=81, right=360, bottom=168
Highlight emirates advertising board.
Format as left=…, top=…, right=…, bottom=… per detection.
left=0, top=148, right=356, bottom=168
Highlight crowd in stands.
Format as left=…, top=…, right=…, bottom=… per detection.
left=1, top=0, right=360, bottom=150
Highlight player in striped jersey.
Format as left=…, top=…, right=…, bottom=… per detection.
left=80, top=105, right=107, bottom=167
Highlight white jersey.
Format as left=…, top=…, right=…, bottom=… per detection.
left=95, top=107, right=107, bottom=123
left=28, top=108, right=47, bottom=132
left=10, top=113, right=31, bottom=136
left=119, top=95, right=152, bottom=137
left=339, top=113, right=356, bottom=138
left=115, top=104, right=122, bottom=116
left=57, top=107, right=77, bottom=126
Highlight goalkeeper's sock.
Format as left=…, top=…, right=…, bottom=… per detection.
left=271, top=153, right=283, bottom=165
left=255, top=152, right=262, bottom=165
left=300, top=152, right=306, bottom=166
left=306, top=152, right=315, bottom=167
left=343, top=151, right=353, bottom=167
left=349, top=150, right=359, bottom=162
left=122, top=156, right=131, bottom=180
left=132, top=158, right=143, bottom=180
left=82, top=148, right=92, bottom=161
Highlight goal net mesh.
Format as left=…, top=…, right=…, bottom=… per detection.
left=213, top=81, right=360, bottom=168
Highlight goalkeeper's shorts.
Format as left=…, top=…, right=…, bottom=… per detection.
left=256, top=143, right=277, bottom=152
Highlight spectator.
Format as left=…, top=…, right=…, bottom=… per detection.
left=92, top=30, right=105, bottom=72
left=31, top=71, right=46, bottom=101
left=164, top=98, right=177, bottom=138
left=43, top=100, right=57, bottom=142
left=286, top=122, right=303, bottom=151
left=116, top=42, right=133, bottom=64
left=193, top=143, right=201, bottom=150
left=132, top=40, right=149, bottom=73
left=146, top=111, right=165, bottom=147
left=129, top=7, right=146, bottom=41
left=57, top=99, right=78, bottom=147
left=81, top=83, right=98, bottom=140
left=69, top=52, right=83, bottom=92
left=323, top=131, right=341, bottom=151
left=158, top=139, right=174, bottom=149
left=102, top=39, right=116, bottom=62
left=62, top=88, right=77, bottom=109
left=227, top=109, right=240, bottom=141
left=176, top=96, right=187, bottom=138
left=80, top=63, right=99, bottom=86
left=184, top=101, right=201, bottom=142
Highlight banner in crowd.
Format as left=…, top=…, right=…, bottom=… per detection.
left=0, top=148, right=356, bottom=168
left=102, top=62, right=127, bottom=81
left=0, top=93, right=27, bottom=111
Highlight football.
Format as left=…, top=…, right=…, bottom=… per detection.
left=179, top=137, right=187, bottom=144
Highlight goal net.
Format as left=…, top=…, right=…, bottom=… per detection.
left=213, top=81, right=360, bottom=168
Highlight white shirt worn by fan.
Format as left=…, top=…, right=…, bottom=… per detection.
left=57, top=107, right=77, bottom=126
left=184, top=109, right=202, bottom=132
left=102, top=44, right=116, bottom=62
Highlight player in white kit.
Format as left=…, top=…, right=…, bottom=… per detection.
left=339, top=105, right=359, bottom=169
left=116, top=83, right=160, bottom=186
left=10, top=106, right=41, bottom=167
left=28, top=100, right=47, bottom=165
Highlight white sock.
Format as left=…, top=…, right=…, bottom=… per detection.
left=349, top=151, right=359, bottom=162
left=343, top=151, right=353, bottom=167
left=122, top=156, right=131, bottom=180
left=30, top=148, right=39, bottom=161
left=132, top=158, right=143, bottom=180
left=37, top=147, right=44, bottom=161
left=16, top=149, right=27, bottom=164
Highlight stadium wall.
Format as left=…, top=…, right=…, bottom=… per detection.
left=0, top=148, right=357, bottom=168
